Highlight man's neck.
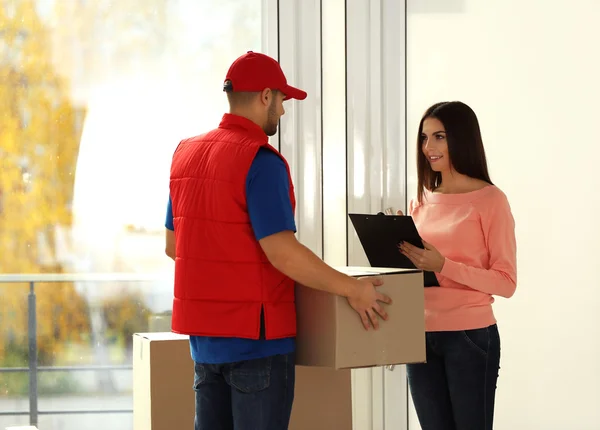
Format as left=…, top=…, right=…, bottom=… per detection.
left=229, top=109, right=263, bottom=128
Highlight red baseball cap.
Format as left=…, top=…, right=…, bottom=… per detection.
left=223, top=51, right=307, bottom=101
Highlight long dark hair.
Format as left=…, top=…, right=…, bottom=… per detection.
left=416, top=101, right=493, bottom=203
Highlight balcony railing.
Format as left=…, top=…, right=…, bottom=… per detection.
left=0, top=273, right=165, bottom=428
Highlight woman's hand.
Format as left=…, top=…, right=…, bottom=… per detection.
left=398, top=240, right=445, bottom=273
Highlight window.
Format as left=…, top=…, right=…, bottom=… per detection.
left=0, top=1, right=263, bottom=428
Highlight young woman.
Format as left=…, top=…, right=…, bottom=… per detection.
left=398, top=101, right=517, bottom=430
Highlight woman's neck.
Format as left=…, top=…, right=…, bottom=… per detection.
left=436, top=171, right=485, bottom=194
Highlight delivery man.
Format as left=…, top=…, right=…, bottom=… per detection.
left=165, top=51, right=391, bottom=430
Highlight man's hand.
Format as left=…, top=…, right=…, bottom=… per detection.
left=259, top=231, right=393, bottom=329
left=347, top=277, right=392, bottom=330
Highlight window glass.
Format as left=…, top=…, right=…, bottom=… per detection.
left=0, top=1, right=262, bottom=429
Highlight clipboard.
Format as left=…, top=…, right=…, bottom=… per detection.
left=348, top=213, right=440, bottom=287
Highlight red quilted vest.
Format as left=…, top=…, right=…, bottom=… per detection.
left=169, top=114, right=297, bottom=339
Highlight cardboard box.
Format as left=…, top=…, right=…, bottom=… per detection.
left=133, top=332, right=194, bottom=430
left=133, top=267, right=424, bottom=430
left=289, top=366, right=353, bottom=430
left=295, top=266, right=426, bottom=369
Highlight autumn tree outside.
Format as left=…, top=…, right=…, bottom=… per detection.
left=0, top=0, right=153, bottom=396
left=0, top=0, right=91, bottom=369
left=0, top=0, right=261, bottom=399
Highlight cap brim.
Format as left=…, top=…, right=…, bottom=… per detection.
left=282, top=85, right=307, bottom=101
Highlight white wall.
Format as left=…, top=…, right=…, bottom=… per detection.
left=406, top=1, right=600, bottom=429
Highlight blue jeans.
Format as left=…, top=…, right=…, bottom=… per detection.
left=193, top=352, right=295, bottom=430
left=407, top=324, right=501, bottom=430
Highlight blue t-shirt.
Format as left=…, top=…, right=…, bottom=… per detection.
left=166, top=148, right=297, bottom=364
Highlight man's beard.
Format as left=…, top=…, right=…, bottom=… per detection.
left=263, top=103, right=279, bottom=136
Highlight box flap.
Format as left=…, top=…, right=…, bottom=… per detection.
left=335, top=266, right=421, bottom=277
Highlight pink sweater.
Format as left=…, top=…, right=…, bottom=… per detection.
left=409, top=185, right=517, bottom=332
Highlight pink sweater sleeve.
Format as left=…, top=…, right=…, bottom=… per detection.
left=439, top=193, right=517, bottom=298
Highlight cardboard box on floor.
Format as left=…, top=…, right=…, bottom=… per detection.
left=289, top=267, right=425, bottom=430
left=132, top=267, right=425, bottom=430
left=133, top=332, right=193, bottom=430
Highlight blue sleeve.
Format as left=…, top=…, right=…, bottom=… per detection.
left=165, top=196, right=174, bottom=231
left=246, top=148, right=296, bottom=240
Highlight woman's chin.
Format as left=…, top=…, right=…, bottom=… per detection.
left=428, top=164, right=445, bottom=172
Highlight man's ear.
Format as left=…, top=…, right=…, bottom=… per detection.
left=260, top=88, right=272, bottom=107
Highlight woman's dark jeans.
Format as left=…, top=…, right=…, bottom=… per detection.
left=407, top=324, right=501, bottom=430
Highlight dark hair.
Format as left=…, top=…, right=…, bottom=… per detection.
left=416, top=101, right=493, bottom=203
